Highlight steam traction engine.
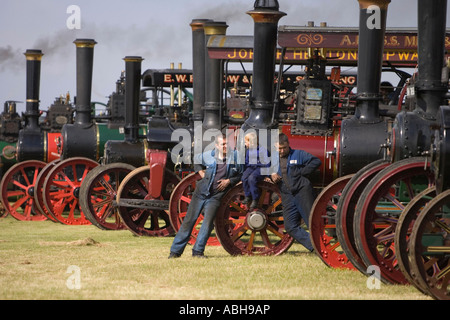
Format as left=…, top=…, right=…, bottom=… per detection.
left=0, top=39, right=133, bottom=224
left=0, top=49, right=68, bottom=221
left=306, top=0, right=450, bottom=299
left=36, top=39, right=153, bottom=226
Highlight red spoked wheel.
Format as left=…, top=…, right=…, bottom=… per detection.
left=79, top=163, right=136, bottom=230
left=42, top=157, right=99, bottom=225
left=0, top=160, right=47, bottom=221
left=335, top=159, right=390, bottom=274
left=409, top=189, right=450, bottom=300
left=354, top=157, right=434, bottom=284
left=169, top=172, right=220, bottom=246
left=394, top=186, right=436, bottom=294
left=215, top=181, right=294, bottom=256
left=310, top=175, right=355, bottom=269
left=34, top=159, right=61, bottom=222
left=116, top=166, right=180, bottom=237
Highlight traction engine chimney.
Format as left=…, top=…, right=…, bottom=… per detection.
left=61, top=39, right=98, bottom=160
left=104, top=56, right=147, bottom=167
left=16, top=49, right=47, bottom=162
left=243, top=0, right=285, bottom=131
left=337, top=0, right=391, bottom=176
left=203, top=21, right=228, bottom=130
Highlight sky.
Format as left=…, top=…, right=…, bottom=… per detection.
left=0, top=0, right=449, bottom=114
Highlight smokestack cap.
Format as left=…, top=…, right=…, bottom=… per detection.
left=73, top=39, right=97, bottom=48
left=204, top=21, right=229, bottom=36
left=190, top=19, right=213, bottom=31
left=123, top=56, right=144, bottom=62
left=24, top=49, right=43, bottom=60
left=254, top=0, right=280, bottom=10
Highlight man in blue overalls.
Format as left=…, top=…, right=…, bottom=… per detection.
left=270, top=133, right=321, bottom=252
left=169, top=134, right=243, bottom=258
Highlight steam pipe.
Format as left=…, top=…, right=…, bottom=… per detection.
left=416, top=0, right=448, bottom=117
left=356, top=0, right=390, bottom=124
left=243, top=0, right=285, bottom=130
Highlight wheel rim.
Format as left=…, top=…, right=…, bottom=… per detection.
left=169, top=172, right=220, bottom=246
left=117, top=166, right=180, bottom=237
left=215, top=181, right=294, bottom=256
left=310, top=175, right=355, bottom=269
left=0, top=160, right=47, bottom=221
left=34, top=159, right=61, bottom=222
left=42, top=157, right=99, bottom=225
left=79, top=163, right=136, bottom=230
left=410, top=189, right=450, bottom=300
left=394, top=186, right=435, bottom=294
left=354, top=157, right=434, bottom=284
left=336, top=159, right=390, bottom=274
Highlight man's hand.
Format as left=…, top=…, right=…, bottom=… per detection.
left=216, top=179, right=230, bottom=191
left=271, top=173, right=281, bottom=183
left=198, top=170, right=205, bottom=178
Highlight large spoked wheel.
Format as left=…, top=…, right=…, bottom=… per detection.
left=410, top=189, right=450, bottom=300
left=354, top=157, right=434, bottom=284
left=215, top=181, right=294, bottom=256
left=310, top=175, right=355, bottom=269
left=336, top=159, right=390, bottom=274
left=169, top=172, right=220, bottom=246
left=79, top=163, right=136, bottom=230
left=0, top=160, right=47, bottom=221
left=116, top=166, right=180, bottom=237
left=33, top=159, right=61, bottom=222
left=42, top=157, right=99, bottom=225
left=394, top=186, right=436, bottom=294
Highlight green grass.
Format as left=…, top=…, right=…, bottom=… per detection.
left=0, top=215, right=430, bottom=300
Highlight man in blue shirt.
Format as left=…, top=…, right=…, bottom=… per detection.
left=270, top=133, right=321, bottom=252
left=169, top=134, right=243, bottom=258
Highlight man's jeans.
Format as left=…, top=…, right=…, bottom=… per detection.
left=281, top=186, right=314, bottom=251
left=170, top=189, right=225, bottom=255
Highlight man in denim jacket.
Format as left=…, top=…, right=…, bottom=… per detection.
left=270, top=133, right=321, bottom=252
left=169, top=134, right=243, bottom=258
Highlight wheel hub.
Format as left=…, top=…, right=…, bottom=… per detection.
left=247, top=210, right=267, bottom=231
left=73, top=187, right=80, bottom=199
left=27, top=186, right=35, bottom=197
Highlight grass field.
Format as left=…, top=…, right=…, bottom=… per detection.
left=0, top=215, right=430, bottom=300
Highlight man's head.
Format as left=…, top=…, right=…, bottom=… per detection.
left=276, top=133, right=290, bottom=158
left=215, top=134, right=227, bottom=158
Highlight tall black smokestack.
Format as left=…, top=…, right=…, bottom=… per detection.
left=416, top=0, right=448, bottom=116
left=203, top=21, right=228, bottom=130
left=103, top=56, right=146, bottom=167
left=73, top=39, right=96, bottom=125
left=243, top=0, right=285, bottom=130
left=190, top=19, right=211, bottom=123
left=61, top=39, right=98, bottom=160
left=123, top=56, right=143, bottom=143
left=338, top=0, right=391, bottom=175
left=17, top=49, right=46, bottom=161
left=356, top=0, right=390, bottom=123
left=23, top=49, right=43, bottom=131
